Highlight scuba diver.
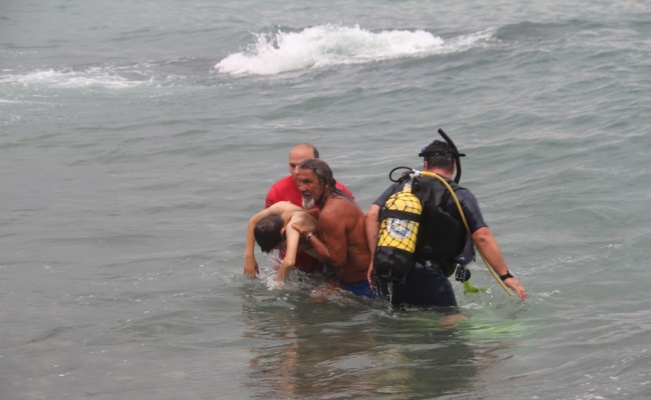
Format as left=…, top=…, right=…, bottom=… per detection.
left=365, top=129, right=527, bottom=310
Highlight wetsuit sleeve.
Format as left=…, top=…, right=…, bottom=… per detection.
left=372, top=183, right=400, bottom=208
left=455, top=188, right=487, bottom=233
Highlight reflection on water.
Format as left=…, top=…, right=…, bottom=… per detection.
left=239, top=271, right=512, bottom=399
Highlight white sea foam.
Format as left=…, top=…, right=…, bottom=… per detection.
left=1, top=67, right=151, bottom=90
left=215, top=24, right=496, bottom=76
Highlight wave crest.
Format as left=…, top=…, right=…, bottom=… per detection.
left=215, top=24, right=496, bottom=76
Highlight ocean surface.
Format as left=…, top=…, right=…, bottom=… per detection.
left=2, top=1, right=651, bottom=399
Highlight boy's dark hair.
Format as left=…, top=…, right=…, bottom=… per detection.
left=254, top=216, right=284, bottom=253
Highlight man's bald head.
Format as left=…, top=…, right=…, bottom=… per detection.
left=288, top=143, right=319, bottom=176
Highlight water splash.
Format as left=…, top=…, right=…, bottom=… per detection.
left=215, top=24, right=497, bottom=76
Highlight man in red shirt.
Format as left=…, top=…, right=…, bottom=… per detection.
left=265, top=143, right=353, bottom=271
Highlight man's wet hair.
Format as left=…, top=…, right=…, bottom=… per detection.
left=419, top=140, right=455, bottom=173
left=298, top=158, right=337, bottom=193
left=254, top=216, right=283, bottom=253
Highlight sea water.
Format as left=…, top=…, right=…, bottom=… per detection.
left=2, top=1, right=651, bottom=399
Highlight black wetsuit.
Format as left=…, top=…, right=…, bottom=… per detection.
left=372, top=175, right=487, bottom=309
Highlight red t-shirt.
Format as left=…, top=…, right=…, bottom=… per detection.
left=265, top=175, right=354, bottom=271
left=265, top=175, right=353, bottom=208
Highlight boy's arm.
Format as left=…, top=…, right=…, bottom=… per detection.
left=276, top=225, right=300, bottom=282
left=243, top=216, right=261, bottom=277
left=243, top=205, right=282, bottom=277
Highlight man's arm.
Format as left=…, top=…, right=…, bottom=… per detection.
left=364, top=204, right=381, bottom=284
left=471, top=226, right=527, bottom=300
left=305, top=206, right=349, bottom=268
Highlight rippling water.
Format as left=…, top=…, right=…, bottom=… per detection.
left=2, top=1, right=651, bottom=399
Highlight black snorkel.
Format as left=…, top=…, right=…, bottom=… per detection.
left=436, top=128, right=465, bottom=183
left=388, top=128, right=466, bottom=184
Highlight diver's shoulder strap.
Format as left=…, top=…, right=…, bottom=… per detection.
left=414, top=175, right=459, bottom=207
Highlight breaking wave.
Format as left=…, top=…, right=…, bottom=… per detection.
left=215, top=24, right=496, bottom=76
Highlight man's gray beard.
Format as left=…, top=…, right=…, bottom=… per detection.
left=302, top=198, right=315, bottom=209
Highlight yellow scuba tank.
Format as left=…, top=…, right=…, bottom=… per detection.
left=373, top=178, right=423, bottom=283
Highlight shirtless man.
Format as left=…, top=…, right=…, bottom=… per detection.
left=243, top=201, right=319, bottom=282
left=291, top=158, right=372, bottom=297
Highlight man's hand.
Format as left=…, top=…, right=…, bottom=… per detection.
left=289, top=223, right=312, bottom=238
left=503, top=276, right=527, bottom=301
left=367, top=261, right=375, bottom=288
